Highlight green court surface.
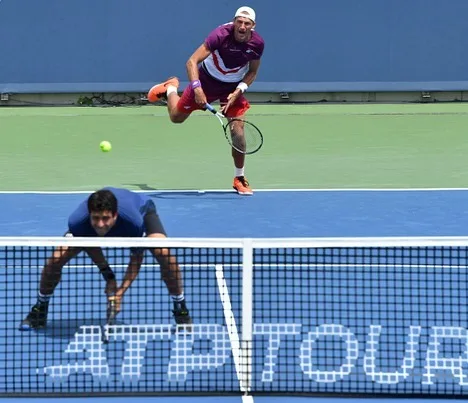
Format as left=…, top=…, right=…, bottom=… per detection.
left=1, top=103, right=468, bottom=191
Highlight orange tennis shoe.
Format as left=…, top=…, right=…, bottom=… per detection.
left=233, top=176, right=253, bottom=195
left=147, top=77, right=180, bottom=103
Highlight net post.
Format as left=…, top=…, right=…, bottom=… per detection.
left=241, top=238, right=254, bottom=396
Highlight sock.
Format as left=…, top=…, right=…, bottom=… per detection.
left=166, top=85, right=177, bottom=96
left=171, top=293, right=185, bottom=303
left=235, top=167, right=245, bottom=177
left=37, top=292, right=51, bottom=304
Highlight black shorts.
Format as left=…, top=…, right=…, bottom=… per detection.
left=143, top=201, right=166, bottom=236
left=130, top=202, right=166, bottom=256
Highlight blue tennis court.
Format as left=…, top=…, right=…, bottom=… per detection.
left=1, top=189, right=468, bottom=403
left=2, top=189, right=468, bottom=238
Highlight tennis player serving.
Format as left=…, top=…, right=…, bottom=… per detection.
left=148, top=6, right=265, bottom=195
left=20, top=187, right=191, bottom=330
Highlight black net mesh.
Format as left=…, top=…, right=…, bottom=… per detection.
left=1, top=242, right=468, bottom=397
left=252, top=246, right=468, bottom=397
left=0, top=244, right=243, bottom=395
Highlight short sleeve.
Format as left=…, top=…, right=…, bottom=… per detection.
left=204, top=26, right=224, bottom=52
left=68, top=202, right=90, bottom=236
left=254, top=41, right=264, bottom=60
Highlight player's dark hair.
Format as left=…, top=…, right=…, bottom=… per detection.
left=87, top=189, right=118, bottom=215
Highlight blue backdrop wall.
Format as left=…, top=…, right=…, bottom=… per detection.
left=1, top=0, right=468, bottom=93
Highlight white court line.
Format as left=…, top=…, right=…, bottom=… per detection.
left=215, top=264, right=252, bottom=402
left=1, top=187, right=468, bottom=194
left=18, top=263, right=468, bottom=271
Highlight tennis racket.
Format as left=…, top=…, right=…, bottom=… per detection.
left=102, top=298, right=117, bottom=344
left=205, top=103, right=263, bottom=155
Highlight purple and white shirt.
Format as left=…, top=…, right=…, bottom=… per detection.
left=203, top=23, right=265, bottom=83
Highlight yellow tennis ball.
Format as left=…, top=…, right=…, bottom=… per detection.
left=100, top=141, right=112, bottom=152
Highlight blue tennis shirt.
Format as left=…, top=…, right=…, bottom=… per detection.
left=68, top=187, right=153, bottom=237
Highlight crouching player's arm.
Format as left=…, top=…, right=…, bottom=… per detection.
left=108, top=251, right=144, bottom=313
left=84, top=247, right=117, bottom=297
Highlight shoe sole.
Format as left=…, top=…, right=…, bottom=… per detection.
left=148, top=87, right=176, bottom=103
left=148, top=85, right=165, bottom=102
left=233, top=188, right=253, bottom=195
left=18, top=323, right=45, bottom=331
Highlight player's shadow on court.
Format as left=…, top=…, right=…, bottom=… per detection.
left=125, top=183, right=239, bottom=200
left=125, top=183, right=159, bottom=191
left=43, top=318, right=113, bottom=340
left=150, top=192, right=238, bottom=200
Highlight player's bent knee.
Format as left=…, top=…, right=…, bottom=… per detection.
left=147, top=233, right=178, bottom=262
left=48, top=246, right=81, bottom=270
left=169, top=113, right=188, bottom=124
left=153, top=247, right=172, bottom=259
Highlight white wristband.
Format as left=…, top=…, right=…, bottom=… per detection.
left=236, top=82, right=248, bottom=93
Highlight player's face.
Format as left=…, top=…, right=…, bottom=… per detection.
left=90, top=210, right=118, bottom=236
left=233, top=16, right=255, bottom=42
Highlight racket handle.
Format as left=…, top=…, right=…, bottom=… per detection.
left=107, top=299, right=117, bottom=325
left=205, top=103, right=217, bottom=114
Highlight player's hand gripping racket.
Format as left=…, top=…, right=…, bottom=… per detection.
left=102, top=297, right=117, bottom=344
left=205, top=103, right=263, bottom=155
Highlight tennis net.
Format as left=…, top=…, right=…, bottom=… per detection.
left=1, top=236, right=468, bottom=398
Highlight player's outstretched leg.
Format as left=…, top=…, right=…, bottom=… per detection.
left=147, top=77, right=180, bottom=103
left=19, top=246, right=80, bottom=331
left=228, top=118, right=253, bottom=195
left=158, top=249, right=192, bottom=326
left=146, top=233, right=192, bottom=327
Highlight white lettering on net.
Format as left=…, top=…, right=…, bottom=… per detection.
left=299, top=324, right=359, bottom=383
left=39, top=326, right=110, bottom=380
left=363, top=325, right=422, bottom=384
left=253, top=323, right=302, bottom=382
left=116, top=325, right=172, bottom=379
left=423, top=326, right=468, bottom=385
left=167, top=324, right=231, bottom=382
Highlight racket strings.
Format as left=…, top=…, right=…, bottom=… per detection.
left=227, top=120, right=262, bottom=154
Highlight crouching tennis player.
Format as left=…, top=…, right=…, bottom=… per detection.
left=19, top=187, right=191, bottom=330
